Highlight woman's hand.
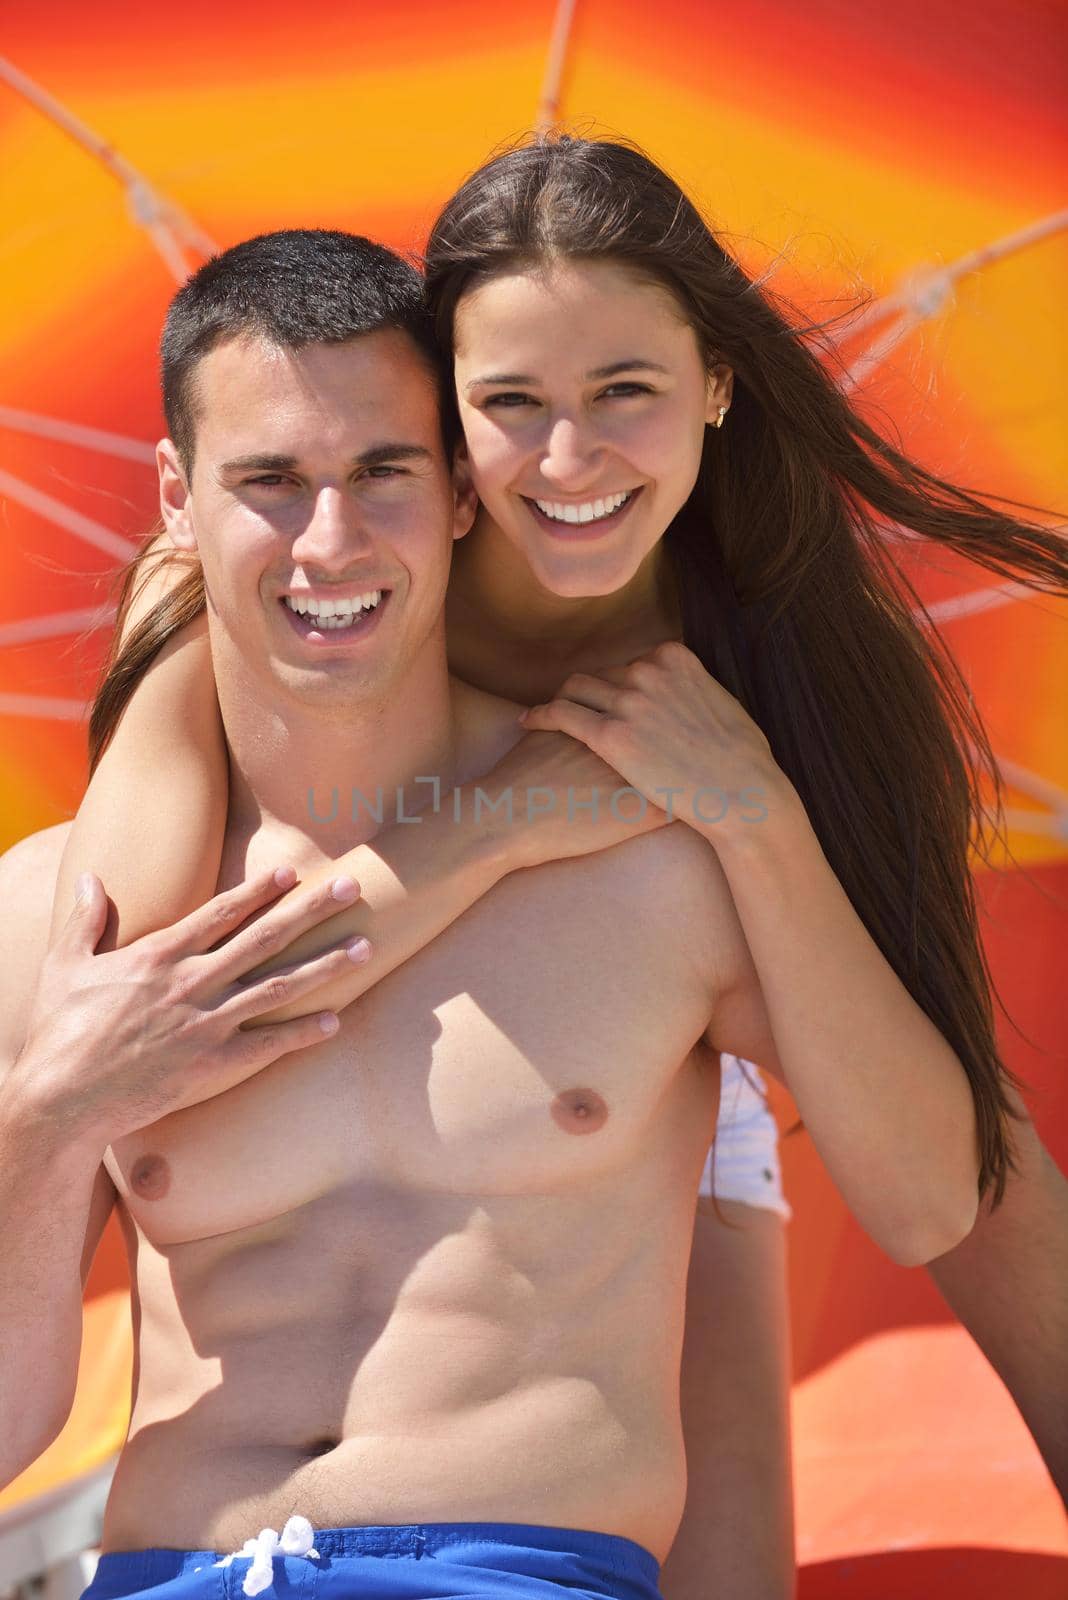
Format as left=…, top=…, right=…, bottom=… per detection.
left=474, top=727, right=671, bottom=871
left=519, top=640, right=799, bottom=852
left=9, top=866, right=373, bottom=1155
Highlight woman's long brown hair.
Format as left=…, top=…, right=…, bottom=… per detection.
left=91, top=133, right=1067, bottom=1207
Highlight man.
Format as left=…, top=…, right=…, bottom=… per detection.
left=0, top=231, right=977, bottom=1600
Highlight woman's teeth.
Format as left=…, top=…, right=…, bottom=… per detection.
left=282, top=590, right=382, bottom=629
left=533, top=491, right=632, bottom=524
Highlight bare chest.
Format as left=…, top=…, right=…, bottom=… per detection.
left=105, top=829, right=723, bottom=1247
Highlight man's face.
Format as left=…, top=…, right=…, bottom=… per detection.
left=160, top=330, right=472, bottom=717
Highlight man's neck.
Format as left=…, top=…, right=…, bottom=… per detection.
left=213, top=637, right=461, bottom=860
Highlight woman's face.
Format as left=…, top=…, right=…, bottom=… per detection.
left=452, top=258, right=730, bottom=598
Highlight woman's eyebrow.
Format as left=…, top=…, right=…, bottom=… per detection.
left=464, top=359, right=671, bottom=393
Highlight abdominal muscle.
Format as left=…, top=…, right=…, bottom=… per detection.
left=98, top=768, right=724, bottom=1564
left=100, top=1158, right=701, bottom=1564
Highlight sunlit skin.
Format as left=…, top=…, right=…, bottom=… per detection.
left=159, top=330, right=476, bottom=726
left=450, top=259, right=733, bottom=667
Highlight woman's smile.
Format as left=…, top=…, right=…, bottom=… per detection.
left=520, top=486, right=645, bottom=540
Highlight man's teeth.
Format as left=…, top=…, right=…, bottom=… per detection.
left=283, top=590, right=382, bottom=628
left=533, top=491, right=632, bottom=525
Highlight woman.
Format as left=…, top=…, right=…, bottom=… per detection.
left=50, top=133, right=1068, bottom=1595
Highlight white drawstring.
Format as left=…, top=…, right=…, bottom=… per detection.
left=213, top=1514, right=321, bottom=1597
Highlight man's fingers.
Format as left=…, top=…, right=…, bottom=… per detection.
left=204, top=871, right=363, bottom=988
left=216, top=934, right=372, bottom=1024
left=63, top=872, right=108, bottom=951
left=157, top=864, right=303, bottom=958
left=225, top=1011, right=341, bottom=1078
left=162, top=864, right=358, bottom=966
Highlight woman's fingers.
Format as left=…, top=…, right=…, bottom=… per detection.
left=554, top=672, right=626, bottom=713
left=216, top=932, right=372, bottom=1025
left=521, top=698, right=610, bottom=753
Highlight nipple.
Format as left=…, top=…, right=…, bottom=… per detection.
left=550, top=1087, right=608, bottom=1135
left=129, top=1153, right=171, bottom=1199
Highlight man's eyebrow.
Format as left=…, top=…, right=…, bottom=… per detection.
left=464, top=359, right=671, bottom=393
left=218, top=443, right=434, bottom=474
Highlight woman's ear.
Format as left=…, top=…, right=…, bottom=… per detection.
left=705, top=362, right=734, bottom=426
left=157, top=439, right=198, bottom=551
left=451, top=440, right=479, bottom=541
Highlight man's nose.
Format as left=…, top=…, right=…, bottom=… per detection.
left=289, top=487, right=372, bottom=569
left=538, top=415, right=604, bottom=489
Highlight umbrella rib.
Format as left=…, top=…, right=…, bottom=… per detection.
left=0, top=468, right=136, bottom=560
left=0, top=691, right=87, bottom=721
left=535, top=0, right=579, bottom=132
left=840, top=208, right=1068, bottom=392
left=0, top=54, right=217, bottom=283
left=0, top=606, right=117, bottom=647
left=0, top=406, right=155, bottom=463
left=1001, top=807, right=1068, bottom=840
left=990, top=757, right=1068, bottom=817
left=919, top=581, right=1040, bottom=625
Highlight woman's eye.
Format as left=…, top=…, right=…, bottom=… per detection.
left=600, top=383, right=654, bottom=399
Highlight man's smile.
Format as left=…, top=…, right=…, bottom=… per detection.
left=277, top=587, right=391, bottom=644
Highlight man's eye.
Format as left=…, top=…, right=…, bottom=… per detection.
left=246, top=475, right=292, bottom=487
left=483, top=393, right=536, bottom=409
left=363, top=465, right=406, bottom=479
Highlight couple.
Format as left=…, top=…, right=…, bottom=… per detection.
left=2, top=134, right=1066, bottom=1600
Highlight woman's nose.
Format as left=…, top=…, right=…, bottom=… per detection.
left=538, top=416, right=603, bottom=488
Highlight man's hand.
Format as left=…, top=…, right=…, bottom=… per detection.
left=6, top=864, right=374, bottom=1154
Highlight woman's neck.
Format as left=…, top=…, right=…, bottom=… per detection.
left=447, top=510, right=681, bottom=667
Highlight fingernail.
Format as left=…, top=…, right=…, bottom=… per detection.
left=331, top=875, right=358, bottom=900
left=318, top=1012, right=339, bottom=1035
left=345, top=937, right=371, bottom=963
left=75, top=872, right=92, bottom=902
left=274, top=865, right=297, bottom=888
left=517, top=708, right=529, bottom=722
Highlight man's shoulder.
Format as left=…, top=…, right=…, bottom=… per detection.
left=0, top=821, right=72, bottom=1064
left=0, top=821, right=71, bottom=904
left=449, top=677, right=526, bottom=780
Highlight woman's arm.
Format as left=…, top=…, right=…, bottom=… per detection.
left=521, top=642, right=981, bottom=1266
left=57, top=546, right=659, bottom=995
left=51, top=542, right=228, bottom=946
left=705, top=800, right=980, bottom=1267
left=659, top=1202, right=795, bottom=1600
left=926, top=1084, right=1068, bottom=1501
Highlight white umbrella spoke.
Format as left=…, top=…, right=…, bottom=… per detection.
left=0, top=468, right=137, bottom=560
left=0, top=606, right=116, bottom=647
left=0, top=407, right=155, bottom=464
left=0, top=691, right=87, bottom=721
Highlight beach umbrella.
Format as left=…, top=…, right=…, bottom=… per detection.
left=1, top=2, right=1065, bottom=1589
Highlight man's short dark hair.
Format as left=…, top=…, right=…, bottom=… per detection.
left=161, top=229, right=447, bottom=475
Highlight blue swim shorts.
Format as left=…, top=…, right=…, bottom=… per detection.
left=79, top=1520, right=665, bottom=1600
